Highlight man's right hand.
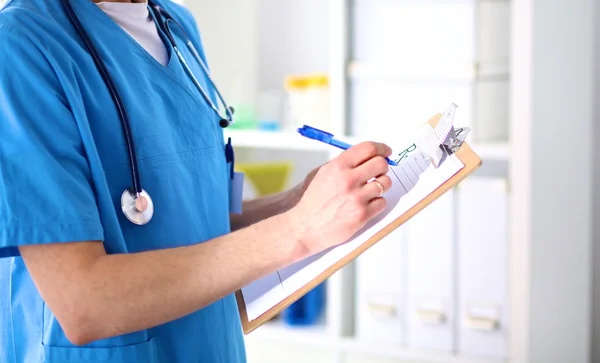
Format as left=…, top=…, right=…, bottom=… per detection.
left=288, top=141, right=394, bottom=258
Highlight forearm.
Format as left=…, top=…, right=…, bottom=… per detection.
left=21, top=143, right=391, bottom=346
left=21, top=211, right=305, bottom=345
left=229, top=185, right=302, bottom=231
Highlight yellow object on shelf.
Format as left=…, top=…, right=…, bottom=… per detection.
left=236, top=162, right=294, bottom=197
left=284, top=74, right=329, bottom=90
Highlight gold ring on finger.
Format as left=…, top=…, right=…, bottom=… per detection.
left=373, top=179, right=384, bottom=197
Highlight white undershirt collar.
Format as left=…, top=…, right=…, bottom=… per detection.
left=96, top=0, right=169, bottom=66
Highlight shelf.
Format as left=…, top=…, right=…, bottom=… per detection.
left=245, top=319, right=333, bottom=348
left=338, top=338, right=506, bottom=363
left=246, top=322, right=505, bottom=363
left=348, top=61, right=510, bottom=83
left=225, top=129, right=333, bottom=152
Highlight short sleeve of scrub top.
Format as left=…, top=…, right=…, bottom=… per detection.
left=0, top=28, right=105, bottom=257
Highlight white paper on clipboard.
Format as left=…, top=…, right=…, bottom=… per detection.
left=240, top=143, right=465, bottom=321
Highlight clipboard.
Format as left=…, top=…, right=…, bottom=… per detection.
left=235, top=110, right=482, bottom=334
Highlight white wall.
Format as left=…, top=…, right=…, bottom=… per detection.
left=185, top=0, right=259, bottom=108
left=530, top=0, right=594, bottom=361
left=593, top=0, right=600, bottom=360
left=256, top=0, right=330, bottom=126
left=257, top=0, right=330, bottom=91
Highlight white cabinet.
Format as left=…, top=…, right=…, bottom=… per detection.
left=349, top=0, right=510, bottom=143
left=352, top=0, right=475, bottom=72
left=456, top=178, right=508, bottom=359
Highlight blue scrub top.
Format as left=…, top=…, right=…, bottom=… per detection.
left=0, top=0, right=246, bottom=362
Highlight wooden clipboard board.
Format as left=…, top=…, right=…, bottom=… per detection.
left=235, top=113, right=482, bottom=334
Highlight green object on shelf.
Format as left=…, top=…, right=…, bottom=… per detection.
left=235, top=162, right=293, bottom=196
left=229, top=104, right=256, bottom=130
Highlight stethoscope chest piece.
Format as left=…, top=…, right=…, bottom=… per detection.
left=121, top=189, right=154, bottom=225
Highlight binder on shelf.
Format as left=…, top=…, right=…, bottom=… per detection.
left=355, top=228, right=406, bottom=344
left=457, top=177, right=508, bottom=358
left=236, top=104, right=483, bottom=334
left=405, top=190, right=455, bottom=352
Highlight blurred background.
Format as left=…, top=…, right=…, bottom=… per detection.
left=0, top=0, right=596, bottom=362
left=185, top=1, right=597, bottom=363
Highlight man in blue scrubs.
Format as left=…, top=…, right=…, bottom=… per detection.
left=0, top=0, right=393, bottom=362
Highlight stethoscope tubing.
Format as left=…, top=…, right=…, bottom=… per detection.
left=61, top=0, right=143, bottom=196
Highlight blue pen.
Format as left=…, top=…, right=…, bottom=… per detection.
left=297, top=125, right=398, bottom=166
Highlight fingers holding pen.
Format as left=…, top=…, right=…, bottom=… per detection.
left=338, top=141, right=393, bottom=169
left=289, top=140, right=395, bottom=257
left=354, top=156, right=390, bottom=184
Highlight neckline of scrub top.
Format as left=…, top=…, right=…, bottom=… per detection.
left=68, top=0, right=216, bottom=117
left=95, top=1, right=151, bottom=18
left=70, top=0, right=178, bottom=73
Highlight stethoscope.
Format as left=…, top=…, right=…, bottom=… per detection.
left=60, top=0, right=234, bottom=225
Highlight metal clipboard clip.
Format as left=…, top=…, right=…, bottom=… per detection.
left=418, top=103, right=470, bottom=168
left=437, top=125, right=471, bottom=167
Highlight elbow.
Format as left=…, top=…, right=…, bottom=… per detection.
left=59, top=310, right=100, bottom=346
left=64, top=330, right=94, bottom=347
left=62, top=320, right=96, bottom=347
left=52, top=296, right=122, bottom=346
left=59, top=306, right=126, bottom=346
